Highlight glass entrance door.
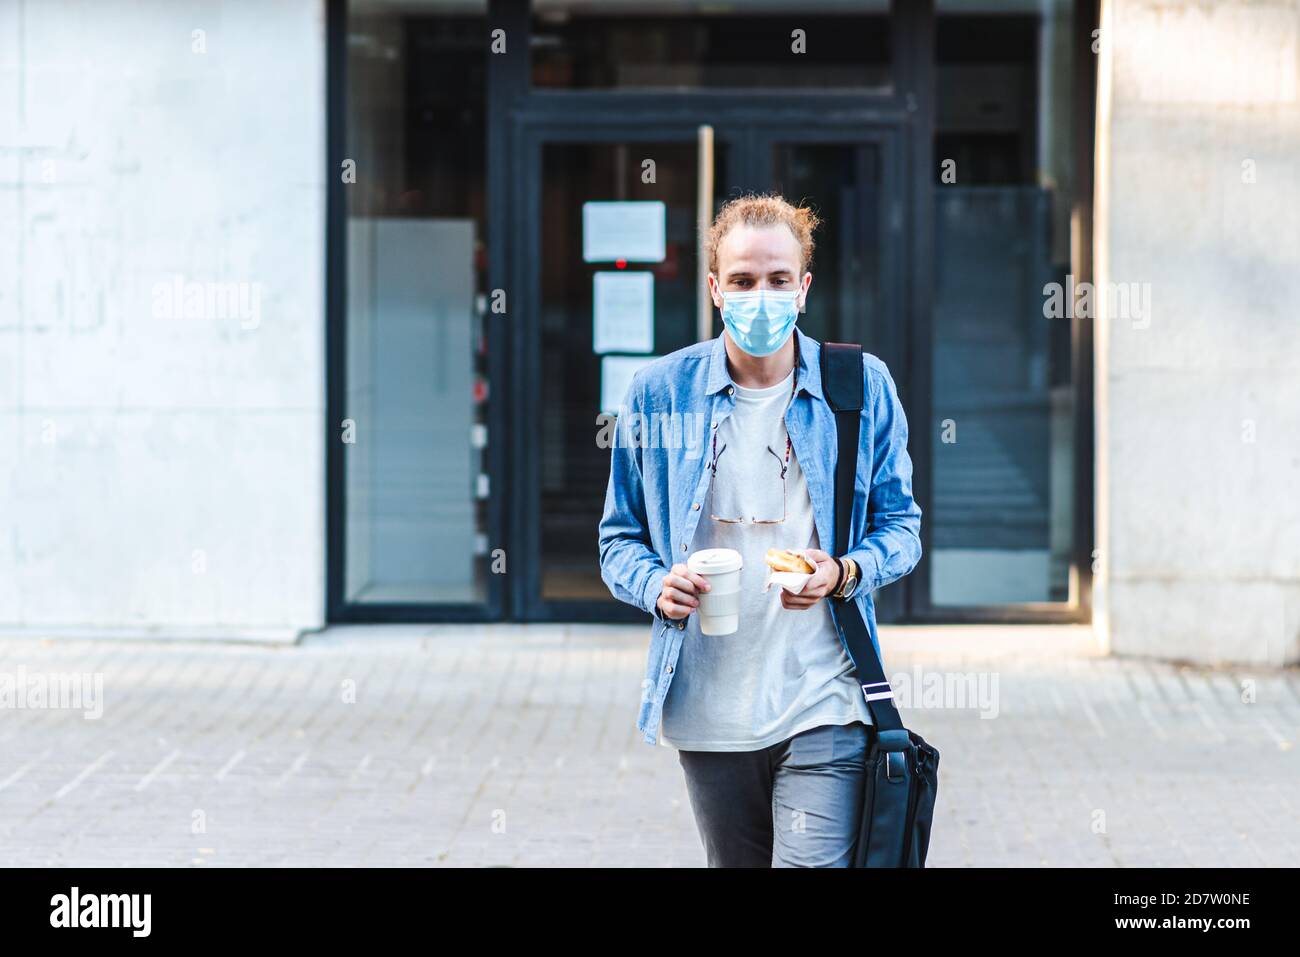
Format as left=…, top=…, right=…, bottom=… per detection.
left=329, top=0, right=1095, bottom=626
left=513, top=123, right=905, bottom=621
left=516, top=130, right=727, bottom=619
left=761, top=132, right=908, bottom=623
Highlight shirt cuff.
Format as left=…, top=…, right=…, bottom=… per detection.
left=843, top=548, right=879, bottom=593
left=643, top=566, right=669, bottom=618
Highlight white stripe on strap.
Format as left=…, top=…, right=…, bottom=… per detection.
left=861, top=682, right=895, bottom=703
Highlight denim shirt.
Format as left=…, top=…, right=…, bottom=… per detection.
left=597, top=326, right=922, bottom=746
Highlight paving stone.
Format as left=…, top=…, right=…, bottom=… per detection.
left=0, top=625, right=1295, bottom=866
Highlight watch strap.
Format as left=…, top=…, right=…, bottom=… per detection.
left=831, top=556, right=857, bottom=599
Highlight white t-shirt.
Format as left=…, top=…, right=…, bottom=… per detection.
left=658, top=369, right=873, bottom=751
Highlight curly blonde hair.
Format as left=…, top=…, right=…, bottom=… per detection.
left=705, top=192, right=821, bottom=275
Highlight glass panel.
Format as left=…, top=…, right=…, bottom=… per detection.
left=769, top=143, right=884, bottom=351
left=930, top=2, right=1078, bottom=606
left=532, top=1, right=891, bottom=90
left=539, top=141, right=729, bottom=601
left=343, top=1, right=491, bottom=605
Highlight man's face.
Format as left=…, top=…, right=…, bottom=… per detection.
left=708, top=223, right=813, bottom=311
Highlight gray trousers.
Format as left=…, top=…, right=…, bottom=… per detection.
left=676, top=720, right=870, bottom=867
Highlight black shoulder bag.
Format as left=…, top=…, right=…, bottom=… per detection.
left=820, top=341, right=940, bottom=868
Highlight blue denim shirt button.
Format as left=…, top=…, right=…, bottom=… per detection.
left=692, top=502, right=700, bottom=511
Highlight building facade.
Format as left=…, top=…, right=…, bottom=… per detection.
left=2, top=0, right=1297, bottom=666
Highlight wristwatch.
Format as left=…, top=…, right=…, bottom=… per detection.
left=832, top=557, right=860, bottom=600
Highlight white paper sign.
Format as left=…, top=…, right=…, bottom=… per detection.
left=593, top=271, right=654, bottom=354
left=600, top=355, right=658, bottom=415
left=583, top=201, right=666, bottom=263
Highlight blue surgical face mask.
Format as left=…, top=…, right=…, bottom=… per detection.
left=720, top=289, right=801, bottom=357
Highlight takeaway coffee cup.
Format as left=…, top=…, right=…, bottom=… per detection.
left=686, top=548, right=744, bottom=636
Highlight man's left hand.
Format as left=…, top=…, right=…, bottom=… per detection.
left=779, top=547, right=840, bottom=610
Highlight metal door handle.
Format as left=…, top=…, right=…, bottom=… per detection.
left=696, top=124, right=715, bottom=343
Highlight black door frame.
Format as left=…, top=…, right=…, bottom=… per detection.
left=510, top=113, right=911, bottom=623
left=325, top=0, right=1096, bottom=625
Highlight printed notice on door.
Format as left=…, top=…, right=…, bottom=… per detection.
left=600, top=355, right=658, bottom=415
left=593, top=271, right=654, bottom=354
left=582, top=201, right=666, bottom=263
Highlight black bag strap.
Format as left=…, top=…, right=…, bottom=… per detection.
left=820, top=341, right=905, bottom=735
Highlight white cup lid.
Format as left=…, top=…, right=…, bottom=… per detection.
left=687, top=548, right=743, bottom=575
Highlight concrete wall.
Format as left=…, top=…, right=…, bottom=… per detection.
left=1096, top=0, right=1300, bottom=665
left=0, top=1, right=326, bottom=639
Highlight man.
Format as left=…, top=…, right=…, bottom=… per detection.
left=598, top=193, right=922, bottom=867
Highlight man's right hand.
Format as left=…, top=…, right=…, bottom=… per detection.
left=656, top=563, right=711, bottom=620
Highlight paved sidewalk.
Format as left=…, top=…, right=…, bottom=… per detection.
left=0, top=625, right=1296, bottom=867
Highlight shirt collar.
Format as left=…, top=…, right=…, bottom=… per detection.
left=704, top=324, right=824, bottom=402
left=794, top=325, right=825, bottom=401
